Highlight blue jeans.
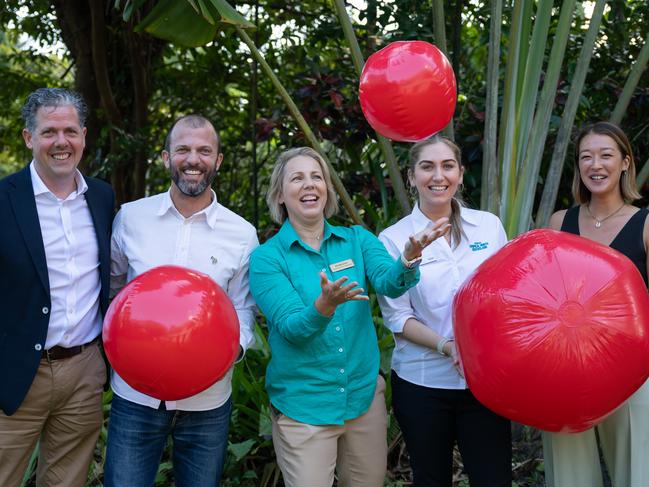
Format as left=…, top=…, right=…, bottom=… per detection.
left=104, top=394, right=232, bottom=487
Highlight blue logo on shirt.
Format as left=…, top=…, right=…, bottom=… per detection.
left=469, top=241, right=489, bottom=252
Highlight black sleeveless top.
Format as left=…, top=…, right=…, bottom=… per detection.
left=561, top=206, right=649, bottom=285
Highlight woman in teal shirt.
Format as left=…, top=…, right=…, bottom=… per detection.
left=249, top=147, right=449, bottom=487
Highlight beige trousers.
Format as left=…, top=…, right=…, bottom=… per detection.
left=271, top=375, right=388, bottom=487
left=543, top=378, right=649, bottom=487
left=0, top=343, right=105, bottom=487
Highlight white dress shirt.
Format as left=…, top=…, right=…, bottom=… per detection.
left=110, top=189, right=258, bottom=411
left=30, top=162, right=102, bottom=349
left=378, top=204, right=507, bottom=390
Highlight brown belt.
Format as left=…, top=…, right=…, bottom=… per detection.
left=42, top=338, right=98, bottom=362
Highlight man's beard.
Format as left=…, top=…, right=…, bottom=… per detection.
left=170, top=164, right=217, bottom=197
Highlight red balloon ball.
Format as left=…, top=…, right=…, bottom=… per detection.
left=359, top=40, right=457, bottom=142
left=453, top=229, right=649, bottom=433
left=103, top=265, right=240, bottom=401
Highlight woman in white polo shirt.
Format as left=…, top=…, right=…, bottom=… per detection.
left=378, top=135, right=512, bottom=486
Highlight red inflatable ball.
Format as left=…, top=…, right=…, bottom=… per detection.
left=453, top=229, right=649, bottom=433
left=103, top=265, right=240, bottom=401
left=359, top=40, right=457, bottom=142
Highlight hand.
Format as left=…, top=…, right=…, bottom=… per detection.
left=403, top=217, right=451, bottom=261
left=315, top=272, right=369, bottom=316
left=447, top=341, right=464, bottom=378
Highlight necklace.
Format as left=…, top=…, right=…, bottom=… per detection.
left=585, top=202, right=626, bottom=228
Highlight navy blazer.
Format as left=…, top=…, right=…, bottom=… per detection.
left=0, top=165, right=114, bottom=415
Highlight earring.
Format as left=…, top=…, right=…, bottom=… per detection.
left=458, top=183, right=465, bottom=193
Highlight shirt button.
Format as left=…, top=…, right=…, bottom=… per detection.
left=340, top=369, right=345, bottom=374
left=335, top=326, right=341, bottom=332
left=340, top=387, right=345, bottom=393
left=35, top=344, right=42, bottom=351
left=338, top=347, right=343, bottom=353
left=42, top=307, right=49, bottom=314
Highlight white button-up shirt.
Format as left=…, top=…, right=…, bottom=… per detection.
left=30, top=162, right=102, bottom=349
left=110, top=189, right=258, bottom=411
left=378, top=204, right=507, bottom=389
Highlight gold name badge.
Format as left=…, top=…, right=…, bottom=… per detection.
left=329, top=259, right=355, bottom=272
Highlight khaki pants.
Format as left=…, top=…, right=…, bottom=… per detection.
left=271, top=375, right=388, bottom=487
left=0, top=343, right=105, bottom=487
left=543, top=378, right=649, bottom=487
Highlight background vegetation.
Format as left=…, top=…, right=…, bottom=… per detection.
left=1, top=0, right=648, bottom=485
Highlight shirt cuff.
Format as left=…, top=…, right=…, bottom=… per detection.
left=301, top=302, right=334, bottom=335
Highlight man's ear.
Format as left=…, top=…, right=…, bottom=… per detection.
left=162, top=151, right=170, bottom=170
left=22, top=128, right=33, bottom=149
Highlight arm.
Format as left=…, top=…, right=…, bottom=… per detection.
left=110, top=209, right=128, bottom=298
left=362, top=218, right=449, bottom=299
left=249, top=247, right=333, bottom=345
left=376, top=232, right=459, bottom=364
left=548, top=209, right=567, bottom=231
left=227, top=230, right=259, bottom=358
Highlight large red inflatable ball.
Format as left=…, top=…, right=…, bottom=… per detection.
left=359, top=40, right=457, bottom=142
left=453, top=229, right=649, bottom=433
left=103, top=265, right=240, bottom=401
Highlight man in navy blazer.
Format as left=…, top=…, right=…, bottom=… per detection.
left=0, top=88, right=114, bottom=487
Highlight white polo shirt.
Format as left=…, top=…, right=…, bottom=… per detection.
left=110, top=189, right=258, bottom=411
left=378, top=204, right=507, bottom=389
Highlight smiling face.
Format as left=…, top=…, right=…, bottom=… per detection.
left=22, top=104, right=86, bottom=194
left=578, top=133, right=629, bottom=199
left=163, top=121, right=223, bottom=199
left=409, top=141, right=464, bottom=217
left=279, top=155, right=328, bottom=226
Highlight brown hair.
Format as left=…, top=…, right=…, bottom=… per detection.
left=266, top=147, right=339, bottom=224
left=572, top=121, right=641, bottom=204
left=408, top=134, right=466, bottom=247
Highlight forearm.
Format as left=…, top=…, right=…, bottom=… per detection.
left=399, top=318, right=454, bottom=356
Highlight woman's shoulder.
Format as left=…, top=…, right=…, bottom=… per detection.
left=251, top=232, right=283, bottom=260
left=461, top=207, right=503, bottom=227
left=548, top=209, right=569, bottom=230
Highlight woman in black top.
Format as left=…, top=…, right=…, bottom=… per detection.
left=544, top=121, right=649, bottom=487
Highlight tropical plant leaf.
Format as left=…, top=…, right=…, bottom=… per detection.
left=204, top=0, right=254, bottom=28
left=135, top=0, right=218, bottom=47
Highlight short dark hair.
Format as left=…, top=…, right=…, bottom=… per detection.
left=21, top=88, right=88, bottom=132
left=164, top=114, right=221, bottom=154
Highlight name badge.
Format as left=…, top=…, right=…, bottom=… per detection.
left=330, top=259, right=355, bottom=272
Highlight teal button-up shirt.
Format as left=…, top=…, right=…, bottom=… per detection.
left=249, top=219, right=420, bottom=425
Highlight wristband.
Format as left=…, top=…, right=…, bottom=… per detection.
left=436, top=337, right=453, bottom=356
left=400, top=252, right=422, bottom=269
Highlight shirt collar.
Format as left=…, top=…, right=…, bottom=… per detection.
left=156, top=188, right=220, bottom=229
left=411, top=202, right=480, bottom=232
left=30, top=160, right=88, bottom=198
left=277, top=219, right=347, bottom=249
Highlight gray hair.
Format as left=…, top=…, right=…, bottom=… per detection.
left=21, top=88, right=88, bottom=132
left=266, top=147, right=339, bottom=224
left=164, top=114, right=221, bottom=154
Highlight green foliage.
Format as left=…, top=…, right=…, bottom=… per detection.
left=4, top=0, right=649, bottom=485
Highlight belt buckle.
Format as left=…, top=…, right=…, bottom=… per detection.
left=44, top=348, right=54, bottom=363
